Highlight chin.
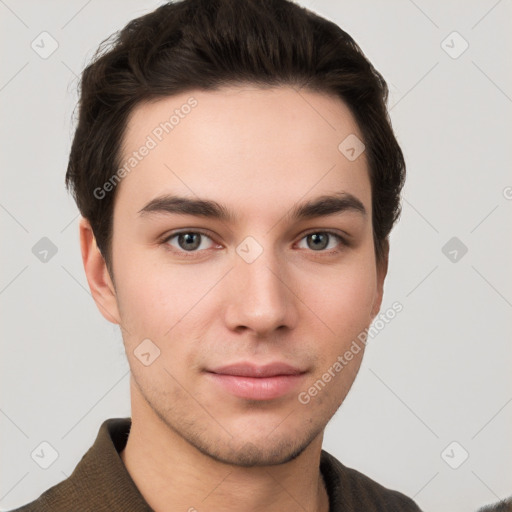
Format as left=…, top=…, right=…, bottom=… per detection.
left=197, top=436, right=310, bottom=467
left=136, top=374, right=328, bottom=467
left=187, top=422, right=324, bottom=468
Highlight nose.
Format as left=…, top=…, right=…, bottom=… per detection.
left=223, top=244, right=299, bottom=337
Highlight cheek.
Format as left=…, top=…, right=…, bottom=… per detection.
left=114, top=259, right=215, bottom=358
left=312, top=260, right=377, bottom=352
left=302, top=271, right=376, bottom=384
left=113, top=261, right=174, bottom=342
left=298, top=266, right=375, bottom=410
left=333, top=274, right=375, bottom=326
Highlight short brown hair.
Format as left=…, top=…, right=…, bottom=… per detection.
left=65, top=0, right=406, bottom=276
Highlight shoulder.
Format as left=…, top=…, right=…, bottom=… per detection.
left=8, top=501, right=46, bottom=511
left=5, top=466, right=90, bottom=512
left=320, top=449, right=423, bottom=511
left=477, top=498, right=512, bottom=512
left=5, top=417, right=140, bottom=512
left=6, top=487, right=66, bottom=512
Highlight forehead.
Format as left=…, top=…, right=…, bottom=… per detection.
left=115, top=85, right=371, bottom=221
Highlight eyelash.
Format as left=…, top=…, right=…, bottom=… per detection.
left=160, top=229, right=349, bottom=259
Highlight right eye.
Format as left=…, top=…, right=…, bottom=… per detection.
left=162, top=230, right=220, bottom=257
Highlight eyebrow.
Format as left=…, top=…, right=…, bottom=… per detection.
left=137, top=192, right=367, bottom=222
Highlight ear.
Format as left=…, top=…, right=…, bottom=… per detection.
left=370, top=238, right=389, bottom=321
left=79, top=216, right=121, bottom=324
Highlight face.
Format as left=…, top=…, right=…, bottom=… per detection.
left=89, top=85, right=387, bottom=466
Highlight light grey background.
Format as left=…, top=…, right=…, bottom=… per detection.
left=1, top=1, right=511, bottom=511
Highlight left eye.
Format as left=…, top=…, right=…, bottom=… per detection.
left=296, top=231, right=346, bottom=252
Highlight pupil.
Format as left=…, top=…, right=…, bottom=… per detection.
left=310, top=233, right=327, bottom=250
left=180, top=233, right=200, bottom=250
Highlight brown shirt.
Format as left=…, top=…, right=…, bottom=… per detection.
left=9, top=417, right=422, bottom=512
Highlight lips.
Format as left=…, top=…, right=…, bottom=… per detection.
left=209, top=362, right=304, bottom=378
left=206, top=362, right=306, bottom=400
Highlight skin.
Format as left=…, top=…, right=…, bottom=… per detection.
left=80, top=85, right=388, bottom=512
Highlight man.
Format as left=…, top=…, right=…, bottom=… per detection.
left=10, top=0, right=423, bottom=510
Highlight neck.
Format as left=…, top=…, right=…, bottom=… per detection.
left=120, top=388, right=330, bottom=512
